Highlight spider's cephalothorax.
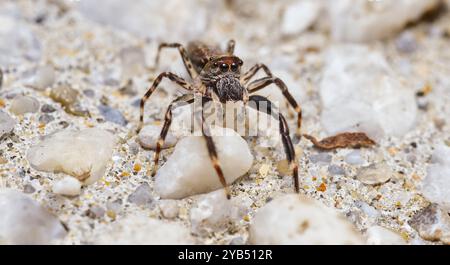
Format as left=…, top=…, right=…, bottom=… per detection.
left=138, top=40, right=303, bottom=199
left=201, top=56, right=245, bottom=103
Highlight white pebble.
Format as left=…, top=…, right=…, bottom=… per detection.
left=9, top=95, right=40, bottom=115
left=154, top=128, right=253, bottom=199
left=345, top=150, right=364, bottom=165
left=328, top=0, right=440, bottom=42
left=27, top=128, right=116, bottom=184
left=32, top=65, right=55, bottom=91
left=138, top=124, right=178, bottom=150
left=190, top=190, right=252, bottom=236
left=249, top=194, right=364, bottom=244
left=52, top=177, right=82, bottom=196
left=159, top=200, right=179, bottom=219
left=357, top=163, right=393, bottom=185
left=94, top=213, right=195, bottom=245
left=366, top=226, right=406, bottom=245
left=421, top=145, right=450, bottom=211
left=320, top=45, right=417, bottom=139
left=0, top=189, right=66, bottom=244
left=281, top=0, right=322, bottom=36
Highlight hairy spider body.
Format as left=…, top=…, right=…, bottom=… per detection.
left=138, top=40, right=302, bottom=199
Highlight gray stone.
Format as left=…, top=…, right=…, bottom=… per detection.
left=310, top=153, right=332, bottom=164
left=328, top=165, right=346, bottom=176
left=409, top=204, right=450, bottom=244
left=98, top=104, right=128, bottom=126
left=127, top=183, right=153, bottom=207
left=0, top=111, right=15, bottom=137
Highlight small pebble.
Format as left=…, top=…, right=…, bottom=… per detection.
left=98, top=104, right=128, bottom=126
left=10, top=95, right=40, bottom=115
left=357, top=163, right=393, bottom=185
left=40, top=104, right=56, bottom=113
left=310, top=152, right=332, bottom=164
left=395, top=31, right=417, bottom=53
left=38, top=114, right=55, bottom=124
left=83, top=89, right=95, bottom=98
left=127, top=183, right=153, bottom=207
left=190, top=190, right=251, bottom=236
left=52, top=177, right=82, bottom=196
left=328, top=164, right=346, bottom=175
left=23, top=184, right=36, bottom=194
left=86, top=205, right=105, bottom=219
left=138, top=124, right=178, bottom=150
left=159, top=200, right=179, bottom=219
left=0, top=111, right=16, bottom=137
left=408, top=203, right=450, bottom=244
left=345, top=150, right=364, bottom=165
left=50, top=85, right=79, bottom=107
left=32, top=65, right=55, bottom=90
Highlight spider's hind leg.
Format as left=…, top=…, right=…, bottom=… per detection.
left=153, top=43, right=198, bottom=79
left=247, top=76, right=302, bottom=138
left=248, top=95, right=300, bottom=193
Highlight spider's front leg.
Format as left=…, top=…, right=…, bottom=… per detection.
left=152, top=43, right=198, bottom=79
left=247, top=76, right=302, bottom=137
left=241, top=63, right=273, bottom=85
left=151, top=94, right=195, bottom=177
left=248, top=95, right=300, bottom=193
left=138, top=72, right=193, bottom=133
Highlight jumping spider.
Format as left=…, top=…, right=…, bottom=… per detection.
left=137, top=40, right=302, bottom=199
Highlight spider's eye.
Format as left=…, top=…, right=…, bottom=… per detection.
left=230, top=63, right=239, bottom=71
left=238, top=59, right=243, bottom=66
left=220, top=63, right=229, bottom=72
left=213, top=62, right=219, bottom=68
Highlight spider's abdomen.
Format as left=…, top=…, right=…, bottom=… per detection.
left=214, top=75, right=245, bottom=103
left=187, top=41, right=222, bottom=73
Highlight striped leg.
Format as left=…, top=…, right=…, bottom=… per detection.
left=226, top=39, right=236, bottom=55
left=241, top=63, right=273, bottom=85
left=248, top=95, right=299, bottom=193
left=194, top=97, right=231, bottom=199
left=247, top=77, right=302, bottom=137
left=137, top=72, right=193, bottom=133
left=153, top=43, right=198, bottom=79
left=152, top=94, right=195, bottom=177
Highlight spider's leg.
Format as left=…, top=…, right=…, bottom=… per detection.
left=247, top=76, right=302, bottom=137
left=226, top=39, right=236, bottom=55
left=152, top=94, right=195, bottom=177
left=194, top=97, right=231, bottom=199
left=241, top=63, right=273, bottom=85
left=248, top=95, right=300, bottom=193
left=153, top=43, right=198, bottom=79
left=138, top=72, right=193, bottom=133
